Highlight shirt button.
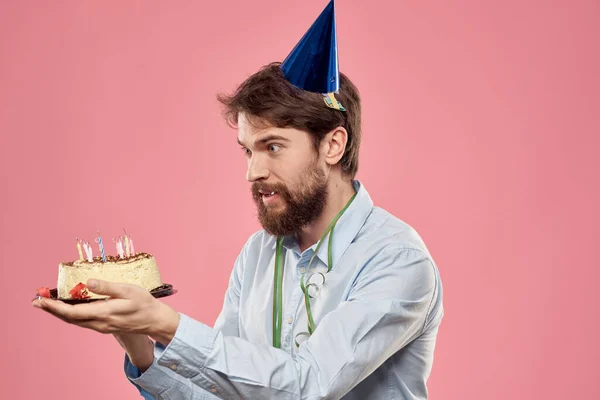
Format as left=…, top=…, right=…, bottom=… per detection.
left=287, top=317, right=293, bottom=324
left=168, top=363, right=177, bottom=371
left=211, top=387, right=217, bottom=393
left=299, top=267, right=306, bottom=273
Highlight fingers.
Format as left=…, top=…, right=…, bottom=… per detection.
left=86, top=279, right=137, bottom=299
left=33, top=298, right=118, bottom=333
left=35, top=302, right=90, bottom=324
left=31, top=284, right=151, bottom=336
left=33, top=297, right=108, bottom=322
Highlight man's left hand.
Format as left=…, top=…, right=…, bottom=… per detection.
left=32, top=279, right=180, bottom=345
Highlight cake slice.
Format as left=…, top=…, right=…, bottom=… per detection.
left=57, top=252, right=163, bottom=299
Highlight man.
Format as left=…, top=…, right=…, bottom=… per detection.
left=33, top=2, right=444, bottom=399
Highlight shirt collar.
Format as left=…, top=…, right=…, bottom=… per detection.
left=276, top=180, right=374, bottom=270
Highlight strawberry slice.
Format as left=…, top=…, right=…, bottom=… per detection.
left=36, top=287, right=51, bottom=298
left=69, top=282, right=90, bottom=299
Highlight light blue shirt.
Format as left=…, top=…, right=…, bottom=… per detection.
left=124, top=180, right=444, bottom=399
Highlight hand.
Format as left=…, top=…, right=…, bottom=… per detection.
left=32, top=279, right=180, bottom=345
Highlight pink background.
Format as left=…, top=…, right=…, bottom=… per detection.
left=1, top=1, right=598, bottom=399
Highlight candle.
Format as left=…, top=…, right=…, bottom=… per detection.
left=124, top=235, right=130, bottom=258
left=128, top=236, right=135, bottom=256
left=84, top=241, right=93, bottom=262
left=112, top=237, right=121, bottom=259
left=116, top=236, right=124, bottom=259
left=95, top=232, right=107, bottom=262
left=76, top=238, right=84, bottom=261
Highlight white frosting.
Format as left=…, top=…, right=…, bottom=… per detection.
left=57, top=253, right=163, bottom=299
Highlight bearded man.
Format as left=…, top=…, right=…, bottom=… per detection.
left=33, top=2, right=444, bottom=399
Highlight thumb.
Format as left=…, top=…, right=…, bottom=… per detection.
left=86, top=279, right=134, bottom=298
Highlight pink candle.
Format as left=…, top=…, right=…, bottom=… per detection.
left=84, top=241, right=93, bottom=262
left=129, top=236, right=135, bottom=255
left=123, top=228, right=132, bottom=257
left=113, top=237, right=124, bottom=259
left=117, top=237, right=124, bottom=259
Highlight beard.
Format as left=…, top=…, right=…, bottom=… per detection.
left=251, top=164, right=329, bottom=237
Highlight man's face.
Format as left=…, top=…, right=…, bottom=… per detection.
left=237, top=114, right=329, bottom=237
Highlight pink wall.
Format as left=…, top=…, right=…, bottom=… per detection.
left=2, top=1, right=598, bottom=398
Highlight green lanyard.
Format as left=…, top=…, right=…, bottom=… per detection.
left=272, top=192, right=357, bottom=349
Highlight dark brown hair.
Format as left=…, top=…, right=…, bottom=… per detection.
left=216, top=62, right=362, bottom=180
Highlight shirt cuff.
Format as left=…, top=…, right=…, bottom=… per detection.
left=124, top=351, right=176, bottom=398
left=154, top=312, right=218, bottom=380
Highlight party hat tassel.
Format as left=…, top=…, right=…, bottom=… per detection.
left=324, top=92, right=346, bottom=111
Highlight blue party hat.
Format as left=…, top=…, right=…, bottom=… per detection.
left=280, top=0, right=345, bottom=111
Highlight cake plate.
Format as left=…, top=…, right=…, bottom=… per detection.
left=34, top=284, right=177, bottom=305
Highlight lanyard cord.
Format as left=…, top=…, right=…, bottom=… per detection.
left=273, top=236, right=285, bottom=349
left=272, top=192, right=358, bottom=348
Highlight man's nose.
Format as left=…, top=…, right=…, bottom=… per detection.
left=246, top=155, right=269, bottom=182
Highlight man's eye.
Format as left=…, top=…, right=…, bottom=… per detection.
left=241, top=147, right=250, bottom=156
left=269, top=144, right=281, bottom=152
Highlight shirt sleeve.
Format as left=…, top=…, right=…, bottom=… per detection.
left=136, top=246, right=440, bottom=400
left=124, top=343, right=216, bottom=400
left=122, top=233, right=253, bottom=399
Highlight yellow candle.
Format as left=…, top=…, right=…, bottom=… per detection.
left=124, top=236, right=130, bottom=257
left=76, top=239, right=84, bottom=261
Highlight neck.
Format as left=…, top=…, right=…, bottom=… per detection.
left=296, top=179, right=356, bottom=253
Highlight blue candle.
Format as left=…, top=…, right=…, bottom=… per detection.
left=95, top=232, right=107, bottom=262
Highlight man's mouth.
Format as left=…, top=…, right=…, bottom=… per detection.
left=258, top=190, right=279, bottom=203
left=259, top=190, right=277, bottom=197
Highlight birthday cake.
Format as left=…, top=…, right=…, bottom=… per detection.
left=37, top=231, right=164, bottom=300
left=56, top=252, right=163, bottom=300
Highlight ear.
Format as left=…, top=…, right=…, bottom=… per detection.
left=321, top=126, right=348, bottom=167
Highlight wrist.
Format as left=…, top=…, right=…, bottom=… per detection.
left=113, top=333, right=154, bottom=372
left=149, top=301, right=180, bottom=346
